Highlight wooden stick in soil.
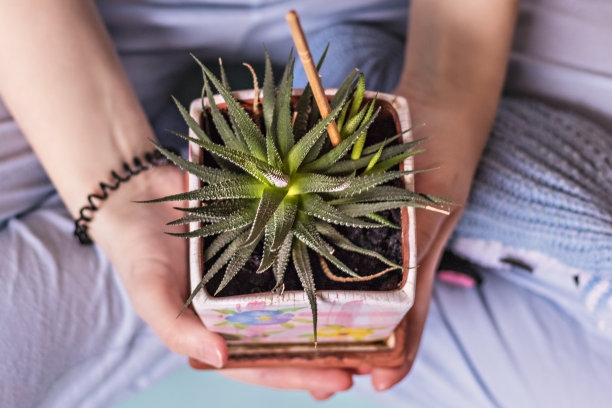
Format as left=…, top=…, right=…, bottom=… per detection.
left=286, top=10, right=342, bottom=147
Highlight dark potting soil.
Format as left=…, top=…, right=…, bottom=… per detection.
left=200, top=98, right=405, bottom=297
left=204, top=209, right=403, bottom=297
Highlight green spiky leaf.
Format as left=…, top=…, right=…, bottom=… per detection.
left=326, top=139, right=421, bottom=175
left=141, top=176, right=264, bottom=203
left=152, top=141, right=237, bottom=184
left=285, top=100, right=346, bottom=174
left=364, top=213, right=400, bottom=229
left=336, top=101, right=351, bottom=133
left=193, top=56, right=267, bottom=160
left=242, top=188, right=287, bottom=247
left=272, top=233, right=293, bottom=294
left=328, top=185, right=434, bottom=205
left=262, top=46, right=276, bottom=133
left=207, top=230, right=250, bottom=281
left=335, top=170, right=423, bottom=197
left=363, top=149, right=425, bottom=175
left=172, top=130, right=289, bottom=187
left=330, top=69, right=358, bottom=109
left=203, top=76, right=245, bottom=151
left=348, top=72, right=365, bottom=119
left=204, top=227, right=247, bottom=262
left=336, top=201, right=421, bottom=217
left=270, top=196, right=298, bottom=251
left=256, top=221, right=276, bottom=274
left=172, top=96, right=211, bottom=143
left=315, top=222, right=402, bottom=269
left=300, top=107, right=380, bottom=172
left=342, top=99, right=368, bottom=141
left=216, top=233, right=262, bottom=295
left=292, top=240, right=318, bottom=342
left=293, top=215, right=360, bottom=278
left=363, top=144, right=384, bottom=174
left=299, top=194, right=381, bottom=228
left=168, top=206, right=255, bottom=238
left=176, top=199, right=251, bottom=217
left=289, top=173, right=352, bottom=195
left=274, top=55, right=295, bottom=157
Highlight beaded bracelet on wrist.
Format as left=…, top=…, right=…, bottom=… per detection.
left=74, top=149, right=172, bottom=245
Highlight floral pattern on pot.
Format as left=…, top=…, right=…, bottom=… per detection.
left=199, top=300, right=404, bottom=344
left=227, top=310, right=293, bottom=325
left=318, top=325, right=383, bottom=341
left=299, top=324, right=386, bottom=341
left=215, top=308, right=307, bottom=329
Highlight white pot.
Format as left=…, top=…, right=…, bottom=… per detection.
left=187, top=88, right=417, bottom=367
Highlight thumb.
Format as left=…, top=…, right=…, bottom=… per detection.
left=128, top=266, right=228, bottom=369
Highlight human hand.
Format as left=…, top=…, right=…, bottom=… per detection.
left=366, top=163, right=467, bottom=391
left=219, top=181, right=466, bottom=399
left=363, top=89, right=489, bottom=390
left=88, top=165, right=229, bottom=368
left=85, top=162, right=382, bottom=397
left=217, top=99, right=481, bottom=399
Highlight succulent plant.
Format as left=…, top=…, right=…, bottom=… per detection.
left=147, top=48, right=446, bottom=340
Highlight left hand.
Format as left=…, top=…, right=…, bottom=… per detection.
left=89, top=165, right=229, bottom=368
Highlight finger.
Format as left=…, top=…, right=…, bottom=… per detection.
left=222, top=367, right=353, bottom=393
left=369, top=253, right=436, bottom=391
left=371, top=213, right=461, bottom=391
left=310, top=391, right=336, bottom=401
left=414, top=207, right=446, bottom=262
left=354, top=364, right=373, bottom=375
left=370, top=247, right=439, bottom=391
left=129, top=270, right=228, bottom=368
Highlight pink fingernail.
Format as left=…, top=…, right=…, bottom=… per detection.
left=201, top=348, right=225, bottom=369
left=373, top=380, right=389, bottom=392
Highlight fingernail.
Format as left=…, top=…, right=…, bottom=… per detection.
left=201, top=347, right=225, bottom=369
left=311, top=391, right=335, bottom=401
left=373, top=380, right=390, bottom=392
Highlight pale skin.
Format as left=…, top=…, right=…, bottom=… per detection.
left=0, top=0, right=518, bottom=400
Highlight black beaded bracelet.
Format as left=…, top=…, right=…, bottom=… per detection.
left=74, top=149, right=172, bottom=245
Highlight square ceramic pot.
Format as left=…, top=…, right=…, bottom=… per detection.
left=186, top=89, right=416, bottom=368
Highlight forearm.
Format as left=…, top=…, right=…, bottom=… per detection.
left=0, top=0, right=154, bottom=217
left=397, top=0, right=519, bottom=188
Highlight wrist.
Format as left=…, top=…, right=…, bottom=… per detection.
left=60, top=119, right=156, bottom=217
left=75, top=151, right=182, bottom=245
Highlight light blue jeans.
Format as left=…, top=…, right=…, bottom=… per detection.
left=1, top=1, right=611, bottom=406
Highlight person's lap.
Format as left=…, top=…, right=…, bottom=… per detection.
left=357, top=262, right=612, bottom=407
left=2, top=5, right=612, bottom=407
